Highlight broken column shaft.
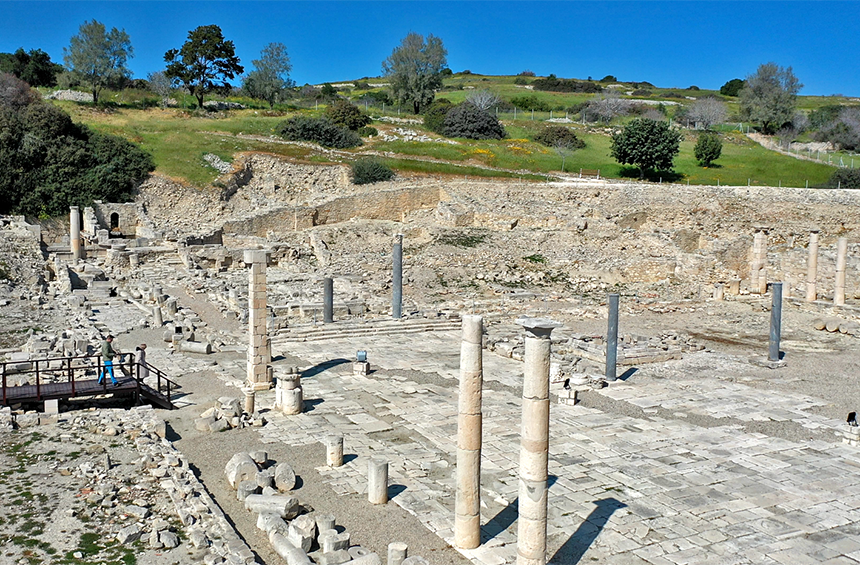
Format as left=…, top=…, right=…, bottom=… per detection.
left=70, top=206, right=81, bottom=262
left=392, top=234, right=403, bottom=319
left=368, top=458, right=388, bottom=504
left=806, top=231, right=819, bottom=302
left=455, top=315, right=483, bottom=549
left=516, top=317, right=560, bottom=565
left=835, top=237, right=848, bottom=306
left=245, top=250, right=271, bottom=390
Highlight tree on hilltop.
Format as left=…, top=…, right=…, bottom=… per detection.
left=382, top=32, right=447, bottom=114
left=0, top=48, right=63, bottom=87
left=719, top=78, right=745, bottom=97
left=63, top=20, right=133, bottom=104
left=243, top=42, right=293, bottom=109
left=610, top=118, right=682, bottom=179
left=164, top=25, right=243, bottom=108
left=739, top=63, right=802, bottom=134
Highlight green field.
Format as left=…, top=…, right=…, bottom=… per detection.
left=43, top=73, right=853, bottom=189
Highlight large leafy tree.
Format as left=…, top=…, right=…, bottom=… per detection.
left=739, top=63, right=802, bottom=134
left=164, top=25, right=244, bottom=109
left=382, top=32, right=447, bottom=114
left=243, top=42, right=293, bottom=108
left=610, top=118, right=682, bottom=178
left=0, top=48, right=63, bottom=87
left=63, top=20, right=133, bottom=104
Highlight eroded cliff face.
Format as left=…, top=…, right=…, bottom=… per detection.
left=131, top=152, right=860, bottom=294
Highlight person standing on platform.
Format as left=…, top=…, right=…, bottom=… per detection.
left=99, top=335, right=121, bottom=386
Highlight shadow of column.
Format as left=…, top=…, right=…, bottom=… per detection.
left=549, top=497, right=627, bottom=564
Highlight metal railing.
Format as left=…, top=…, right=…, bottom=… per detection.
left=0, top=353, right=177, bottom=407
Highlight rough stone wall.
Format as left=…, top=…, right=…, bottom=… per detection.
left=93, top=202, right=143, bottom=237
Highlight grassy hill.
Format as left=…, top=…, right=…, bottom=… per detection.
left=43, top=73, right=853, bottom=189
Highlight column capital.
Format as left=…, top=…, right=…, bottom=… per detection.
left=243, top=249, right=268, bottom=265
left=516, top=316, right=561, bottom=339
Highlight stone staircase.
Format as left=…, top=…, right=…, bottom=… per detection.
left=272, top=316, right=462, bottom=344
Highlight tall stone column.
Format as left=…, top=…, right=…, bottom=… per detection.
left=806, top=231, right=819, bottom=303
left=392, top=234, right=403, bottom=319
left=835, top=237, right=848, bottom=306
left=70, top=206, right=82, bottom=262
left=245, top=250, right=271, bottom=390
left=455, top=315, right=483, bottom=550
left=605, top=294, right=619, bottom=382
left=515, top=317, right=560, bottom=565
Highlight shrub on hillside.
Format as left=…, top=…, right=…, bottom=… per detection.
left=827, top=168, right=860, bottom=189
left=443, top=103, right=506, bottom=140
left=599, top=75, right=618, bottom=83
left=352, top=158, right=394, bottom=185
left=276, top=116, right=362, bottom=148
left=423, top=99, right=453, bottom=134
left=510, top=95, right=550, bottom=112
left=719, top=78, right=745, bottom=97
left=357, top=126, right=378, bottom=137
left=694, top=132, right=722, bottom=166
left=533, top=126, right=586, bottom=150
left=325, top=99, right=371, bottom=130
left=531, top=74, right=603, bottom=93
left=631, top=89, right=651, bottom=97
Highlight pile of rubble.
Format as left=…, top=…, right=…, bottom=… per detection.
left=812, top=317, right=860, bottom=336
left=380, top=128, right=457, bottom=144
left=195, top=396, right=266, bottom=432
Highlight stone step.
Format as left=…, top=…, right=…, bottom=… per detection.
left=273, top=318, right=462, bottom=343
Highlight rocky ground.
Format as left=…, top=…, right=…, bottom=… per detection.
left=5, top=163, right=860, bottom=564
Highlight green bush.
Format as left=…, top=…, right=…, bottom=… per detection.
left=631, top=89, right=651, bottom=97
left=443, top=103, right=506, bottom=140
left=610, top=118, right=682, bottom=178
left=510, top=95, right=550, bottom=112
left=357, top=126, right=378, bottom=137
left=325, top=99, right=371, bottom=130
left=531, top=74, right=603, bottom=93
left=533, top=126, right=585, bottom=150
left=827, top=168, right=860, bottom=189
left=423, top=99, right=453, bottom=134
left=599, top=75, right=618, bottom=83
left=276, top=116, right=362, bottom=148
left=351, top=158, right=394, bottom=184
left=719, top=78, right=745, bottom=97
left=694, top=132, right=722, bottom=166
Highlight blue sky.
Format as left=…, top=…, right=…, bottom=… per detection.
left=2, top=1, right=859, bottom=96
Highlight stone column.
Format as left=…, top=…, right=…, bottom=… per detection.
left=276, top=371, right=303, bottom=415
left=243, top=387, right=255, bottom=414
left=515, top=317, right=561, bottom=565
left=605, top=294, right=619, bottom=382
left=326, top=434, right=343, bottom=467
left=750, top=229, right=768, bottom=294
left=806, top=231, right=819, bottom=302
left=835, top=237, right=848, bottom=306
left=323, top=277, right=334, bottom=323
left=455, top=315, right=483, bottom=549
left=245, top=250, right=271, bottom=390
left=769, top=282, right=783, bottom=362
left=392, top=234, right=403, bottom=319
left=70, top=206, right=82, bottom=262
left=388, top=542, right=408, bottom=565
left=368, top=459, right=388, bottom=504
left=713, top=283, right=724, bottom=301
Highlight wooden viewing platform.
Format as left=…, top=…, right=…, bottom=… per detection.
left=1, top=353, right=178, bottom=410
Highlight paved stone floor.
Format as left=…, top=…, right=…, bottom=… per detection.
left=238, top=329, right=860, bottom=565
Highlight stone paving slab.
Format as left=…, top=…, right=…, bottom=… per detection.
left=260, top=331, right=860, bottom=565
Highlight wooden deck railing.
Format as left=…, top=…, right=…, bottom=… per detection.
left=0, top=352, right=178, bottom=407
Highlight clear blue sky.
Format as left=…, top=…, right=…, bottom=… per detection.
left=2, top=1, right=858, bottom=96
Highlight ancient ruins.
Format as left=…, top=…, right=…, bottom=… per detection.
left=4, top=155, right=860, bottom=564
